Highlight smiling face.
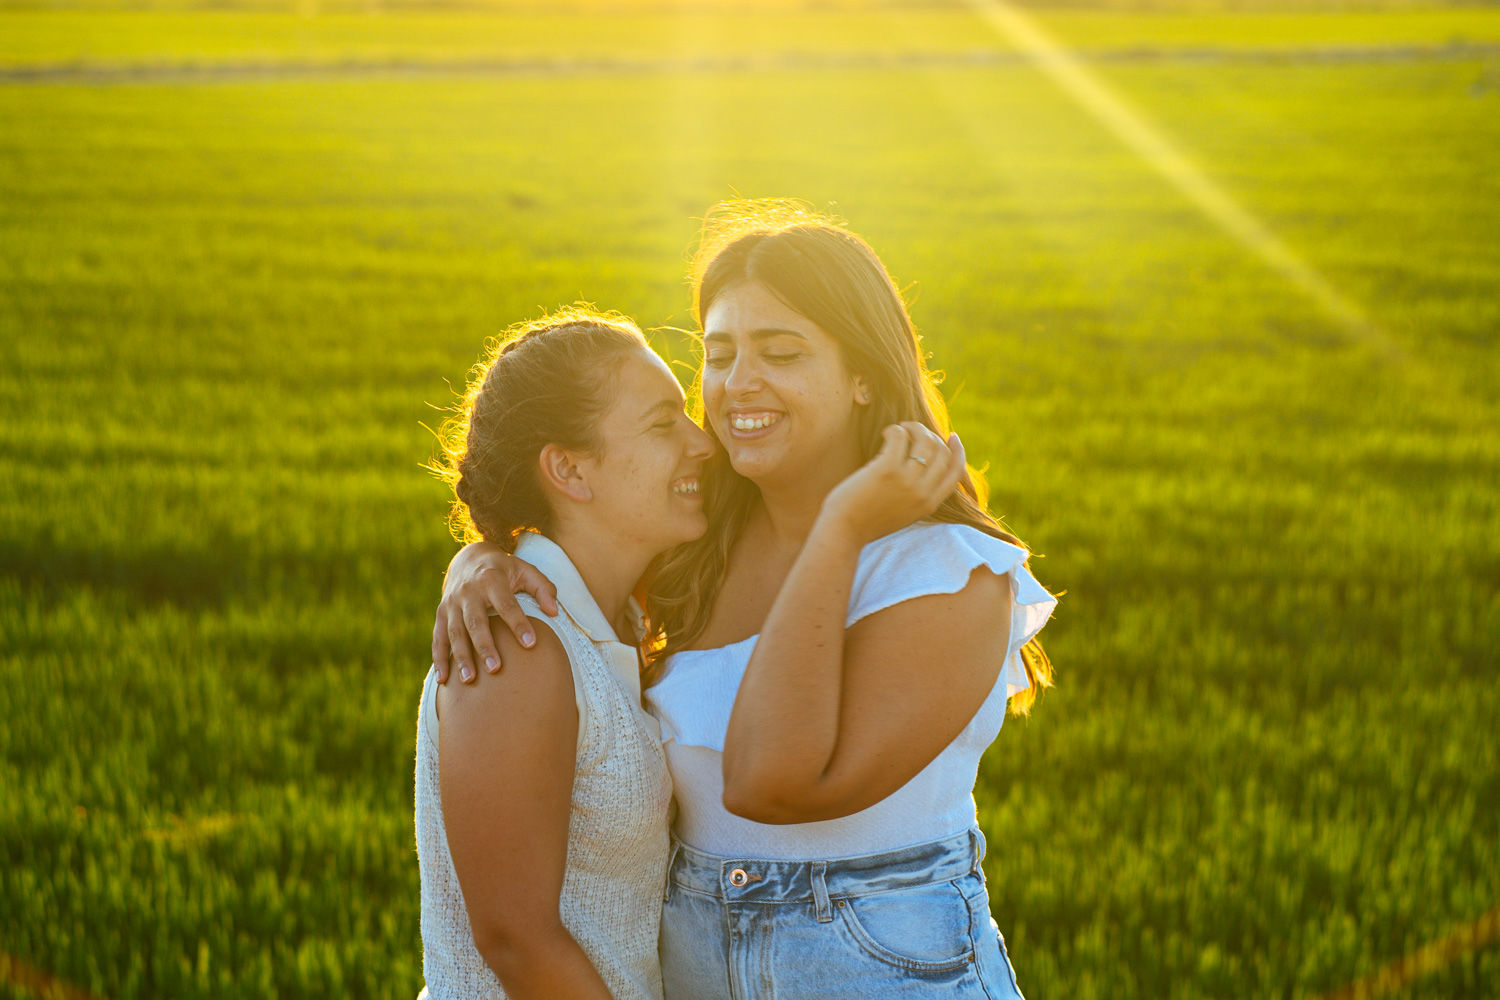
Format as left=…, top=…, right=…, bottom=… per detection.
left=574, top=347, right=715, bottom=554
left=701, top=280, right=869, bottom=493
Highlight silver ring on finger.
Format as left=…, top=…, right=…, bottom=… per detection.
left=909, top=453, right=929, bottom=466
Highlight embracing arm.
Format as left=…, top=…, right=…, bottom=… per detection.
left=437, top=623, right=612, bottom=1000
left=720, top=426, right=1013, bottom=824
left=432, top=541, right=559, bottom=684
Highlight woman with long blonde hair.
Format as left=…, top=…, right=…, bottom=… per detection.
left=432, top=202, right=1056, bottom=998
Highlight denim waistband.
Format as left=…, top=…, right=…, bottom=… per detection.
left=667, top=827, right=986, bottom=909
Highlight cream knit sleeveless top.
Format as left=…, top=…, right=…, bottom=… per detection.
left=415, top=591, right=672, bottom=1000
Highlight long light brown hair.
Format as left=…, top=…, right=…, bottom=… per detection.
left=646, top=200, right=1053, bottom=714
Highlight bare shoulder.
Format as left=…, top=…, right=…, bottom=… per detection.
left=435, top=615, right=574, bottom=728
left=853, top=561, right=1013, bottom=630
left=845, top=565, right=1014, bottom=671
left=952, top=563, right=1014, bottom=620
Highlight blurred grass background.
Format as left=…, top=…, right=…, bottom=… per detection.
left=2, top=1, right=1498, bottom=997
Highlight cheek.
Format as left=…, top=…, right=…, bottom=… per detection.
left=614, top=454, right=643, bottom=486
left=701, top=372, right=725, bottom=406
left=700, top=380, right=728, bottom=431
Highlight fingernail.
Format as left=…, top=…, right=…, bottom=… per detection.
left=485, top=656, right=499, bottom=672
left=461, top=665, right=475, bottom=683
left=521, top=630, right=535, bottom=648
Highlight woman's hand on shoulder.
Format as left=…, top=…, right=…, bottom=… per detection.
left=821, top=422, right=965, bottom=545
left=433, top=541, right=559, bottom=685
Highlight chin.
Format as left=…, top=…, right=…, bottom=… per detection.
left=727, top=453, right=803, bottom=487
left=681, top=517, right=710, bottom=543
left=659, top=512, right=708, bottom=548
left=723, top=444, right=783, bottom=480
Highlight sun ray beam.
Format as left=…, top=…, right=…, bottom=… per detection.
left=965, top=0, right=1395, bottom=355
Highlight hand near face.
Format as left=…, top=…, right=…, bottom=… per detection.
left=820, top=422, right=966, bottom=546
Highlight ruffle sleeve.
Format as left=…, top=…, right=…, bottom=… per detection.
left=847, top=522, right=1057, bottom=700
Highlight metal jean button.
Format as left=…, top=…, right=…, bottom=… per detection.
left=728, top=868, right=749, bottom=887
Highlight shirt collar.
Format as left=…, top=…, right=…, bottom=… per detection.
left=514, top=532, right=649, bottom=703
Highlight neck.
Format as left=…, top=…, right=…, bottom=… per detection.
left=752, top=447, right=864, bottom=548
left=550, top=521, right=652, bottom=638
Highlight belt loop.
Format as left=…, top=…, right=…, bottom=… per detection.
left=970, top=827, right=986, bottom=875
left=664, top=840, right=682, bottom=902
left=811, top=861, right=833, bottom=923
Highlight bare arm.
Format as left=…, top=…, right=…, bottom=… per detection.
left=721, top=424, right=1014, bottom=824
left=432, top=541, right=559, bottom=684
left=436, top=621, right=612, bottom=999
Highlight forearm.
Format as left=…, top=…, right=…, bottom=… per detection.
left=722, top=508, right=864, bottom=808
left=478, top=923, right=614, bottom=1000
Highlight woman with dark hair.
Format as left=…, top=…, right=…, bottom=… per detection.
left=415, top=307, right=712, bottom=1000
left=433, top=204, right=1057, bottom=998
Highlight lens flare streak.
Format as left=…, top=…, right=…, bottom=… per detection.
left=1316, top=905, right=1500, bottom=1000
left=966, top=0, right=1392, bottom=352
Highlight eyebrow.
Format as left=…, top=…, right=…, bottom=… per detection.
left=639, top=396, right=682, bottom=422
left=702, top=328, right=810, bottom=346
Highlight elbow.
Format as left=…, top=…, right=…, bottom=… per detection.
left=721, top=782, right=781, bottom=824
left=470, top=914, right=567, bottom=981
left=469, top=920, right=526, bottom=972
left=721, top=749, right=854, bottom=824
left=722, top=774, right=828, bottom=825
left=720, top=757, right=789, bottom=823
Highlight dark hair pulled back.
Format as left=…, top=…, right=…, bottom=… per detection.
left=431, top=306, right=649, bottom=551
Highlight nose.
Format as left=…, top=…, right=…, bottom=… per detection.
left=684, top=419, right=715, bottom=460
left=722, top=352, right=761, bottom=398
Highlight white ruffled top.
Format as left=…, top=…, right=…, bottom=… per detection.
left=644, top=521, right=1057, bottom=860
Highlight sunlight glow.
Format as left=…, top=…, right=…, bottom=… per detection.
left=967, top=0, right=1393, bottom=353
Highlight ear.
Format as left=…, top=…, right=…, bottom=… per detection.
left=538, top=443, right=592, bottom=503
left=852, top=374, right=872, bottom=406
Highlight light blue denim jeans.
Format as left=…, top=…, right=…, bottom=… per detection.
left=659, top=828, right=1025, bottom=1000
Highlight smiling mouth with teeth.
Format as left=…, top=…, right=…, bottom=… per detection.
left=729, top=413, right=782, bottom=432
left=672, top=480, right=700, bottom=496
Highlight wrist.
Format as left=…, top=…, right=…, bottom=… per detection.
left=457, top=539, right=502, bottom=571
left=812, top=498, right=875, bottom=552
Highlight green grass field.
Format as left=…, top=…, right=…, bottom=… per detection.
left=2, top=1, right=1498, bottom=997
